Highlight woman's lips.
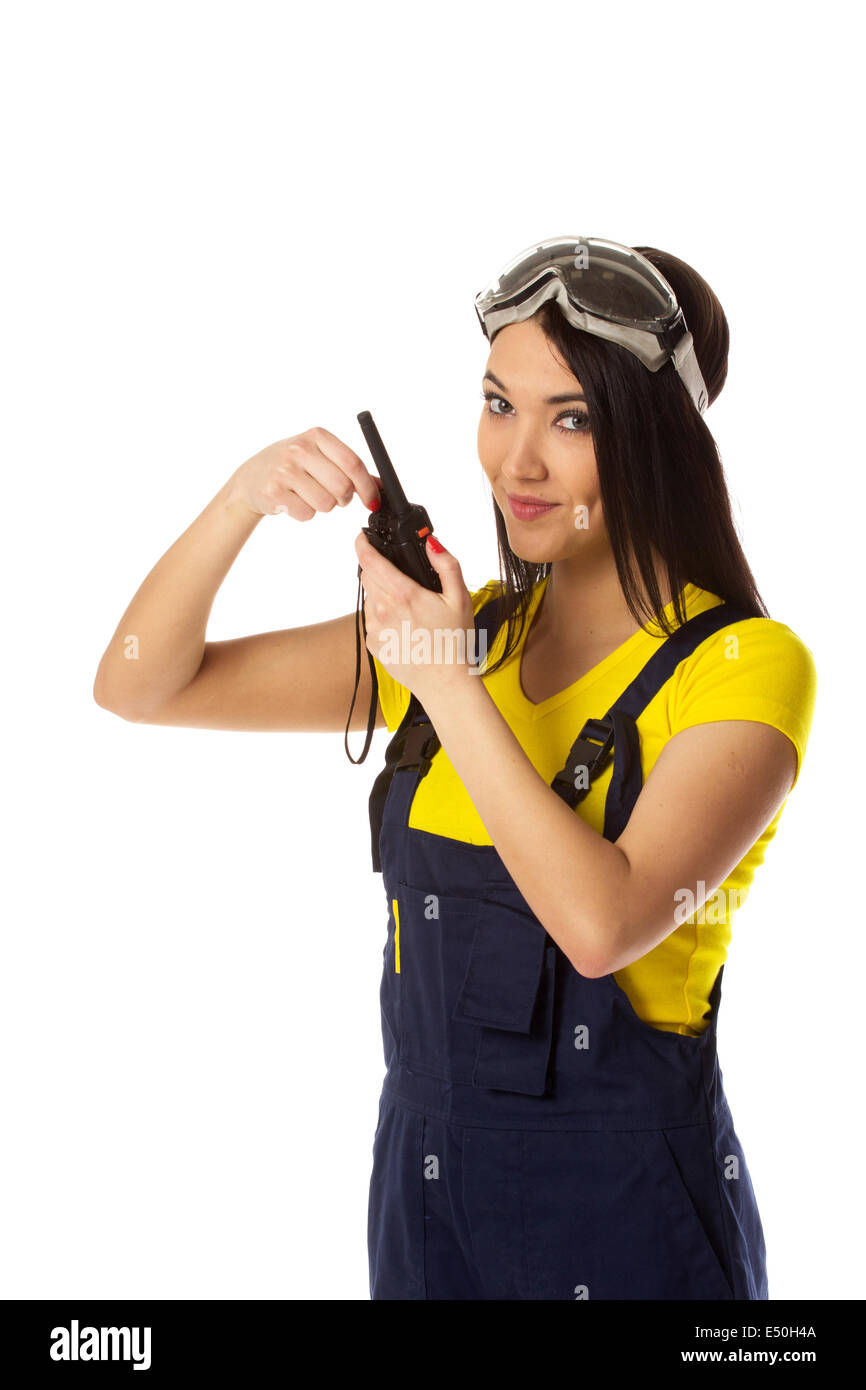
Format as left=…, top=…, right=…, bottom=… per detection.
left=506, top=492, right=561, bottom=522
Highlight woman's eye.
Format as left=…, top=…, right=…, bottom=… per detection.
left=481, top=391, right=509, bottom=415
left=557, top=410, right=590, bottom=432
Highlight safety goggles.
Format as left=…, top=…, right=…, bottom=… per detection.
left=474, top=235, right=710, bottom=415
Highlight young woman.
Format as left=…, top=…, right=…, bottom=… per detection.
left=94, top=238, right=816, bottom=1302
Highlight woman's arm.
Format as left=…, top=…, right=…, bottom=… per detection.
left=93, top=429, right=385, bottom=730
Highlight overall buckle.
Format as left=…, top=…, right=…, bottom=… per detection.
left=551, top=716, right=615, bottom=806
left=396, top=721, right=441, bottom=778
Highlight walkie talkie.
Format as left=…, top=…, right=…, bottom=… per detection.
left=345, top=410, right=440, bottom=765
left=357, top=410, right=442, bottom=593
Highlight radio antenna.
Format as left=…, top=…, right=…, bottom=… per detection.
left=357, top=410, right=409, bottom=513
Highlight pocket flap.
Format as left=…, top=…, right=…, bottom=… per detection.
left=451, top=908, right=548, bottom=1033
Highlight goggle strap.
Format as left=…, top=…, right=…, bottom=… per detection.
left=672, top=333, right=710, bottom=414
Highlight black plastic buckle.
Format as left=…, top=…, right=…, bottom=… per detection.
left=551, top=716, right=615, bottom=804
left=396, top=721, right=441, bottom=778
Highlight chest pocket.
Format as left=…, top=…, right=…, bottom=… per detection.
left=392, top=881, right=557, bottom=1096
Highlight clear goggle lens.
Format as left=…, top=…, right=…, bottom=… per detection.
left=476, top=237, right=678, bottom=330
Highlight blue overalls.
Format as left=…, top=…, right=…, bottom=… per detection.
left=366, top=590, right=769, bottom=1300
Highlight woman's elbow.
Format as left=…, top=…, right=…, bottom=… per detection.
left=568, top=950, right=613, bottom=980
left=558, top=916, right=619, bottom=979
left=92, top=676, right=139, bottom=721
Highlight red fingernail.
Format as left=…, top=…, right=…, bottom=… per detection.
left=368, top=496, right=381, bottom=512
left=427, top=535, right=444, bottom=553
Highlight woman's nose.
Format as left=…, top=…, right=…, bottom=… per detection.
left=499, top=443, right=550, bottom=484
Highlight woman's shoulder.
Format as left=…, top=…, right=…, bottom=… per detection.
left=670, top=592, right=818, bottom=786
left=682, top=593, right=817, bottom=683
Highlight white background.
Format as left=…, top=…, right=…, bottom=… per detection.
left=1, top=0, right=860, bottom=1301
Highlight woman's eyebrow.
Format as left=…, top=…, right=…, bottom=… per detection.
left=482, top=370, right=586, bottom=405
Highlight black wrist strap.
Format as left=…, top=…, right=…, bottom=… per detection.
left=344, top=563, right=380, bottom=764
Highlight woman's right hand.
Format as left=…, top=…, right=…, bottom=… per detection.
left=228, top=427, right=382, bottom=519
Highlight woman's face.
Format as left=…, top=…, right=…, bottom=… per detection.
left=477, top=316, right=609, bottom=567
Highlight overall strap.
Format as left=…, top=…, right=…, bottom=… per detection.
left=368, top=588, right=508, bottom=872
left=551, top=602, right=757, bottom=841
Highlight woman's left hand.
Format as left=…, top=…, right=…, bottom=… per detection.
left=354, top=530, right=478, bottom=705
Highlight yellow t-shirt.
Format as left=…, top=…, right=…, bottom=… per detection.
left=372, top=577, right=817, bottom=1036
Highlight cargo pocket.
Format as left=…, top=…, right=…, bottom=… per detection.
left=453, top=918, right=556, bottom=1097
left=393, top=882, right=555, bottom=1096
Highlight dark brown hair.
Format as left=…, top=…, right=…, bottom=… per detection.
left=482, top=244, right=768, bottom=676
